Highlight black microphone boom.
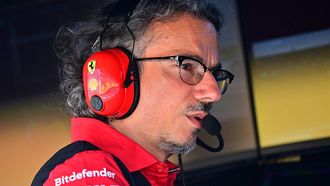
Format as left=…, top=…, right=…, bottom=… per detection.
left=202, top=114, right=222, bottom=136
left=196, top=114, right=224, bottom=152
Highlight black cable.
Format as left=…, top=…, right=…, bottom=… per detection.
left=178, top=154, right=186, bottom=186
left=123, top=23, right=136, bottom=88
left=196, top=134, right=224, bottom=153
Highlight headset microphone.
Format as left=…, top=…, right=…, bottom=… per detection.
left=196, top=114, right=224, bottom=152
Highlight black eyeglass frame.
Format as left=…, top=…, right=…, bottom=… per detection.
left=136, top=55, right=234, bottom=94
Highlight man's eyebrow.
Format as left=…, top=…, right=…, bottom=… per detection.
left=179, top=53, right=208, bottom=64
left=175, top=53, right=222, bottom=68
left=176, top=53, right=204, bottom=62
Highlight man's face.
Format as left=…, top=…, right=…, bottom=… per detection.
left=125, top=14, right=221, bottom=157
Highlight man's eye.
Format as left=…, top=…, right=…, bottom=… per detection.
left=180, top=62, right=193, bottom=71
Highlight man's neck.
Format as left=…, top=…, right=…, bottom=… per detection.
left=110, top=119, right=170, bottom=162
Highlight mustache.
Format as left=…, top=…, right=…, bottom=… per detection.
left=186, top=103, right=212, bottom=113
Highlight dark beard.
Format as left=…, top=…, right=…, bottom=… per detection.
left=159, top=129, right=199, bottom=155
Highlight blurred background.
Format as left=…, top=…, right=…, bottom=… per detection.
left=0, top=0, right=329, bottom=185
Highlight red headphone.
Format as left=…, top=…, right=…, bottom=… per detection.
left=82, top=0, right=141, bottom=119
left=82, top=47, right=140, bottom=119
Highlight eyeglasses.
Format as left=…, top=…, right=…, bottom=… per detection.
left=136, top=55, right=234, bottom=94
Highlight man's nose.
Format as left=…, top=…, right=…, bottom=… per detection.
left=192, top=71, right=221, bottom=103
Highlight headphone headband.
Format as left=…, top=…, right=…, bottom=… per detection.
left=102, top=0, right=141, bottom=19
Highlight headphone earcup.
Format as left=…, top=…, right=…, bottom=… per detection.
left=82, top=48, right=139, bottom=118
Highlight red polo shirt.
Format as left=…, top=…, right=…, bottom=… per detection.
left=44, top=117, right=179, bottom=186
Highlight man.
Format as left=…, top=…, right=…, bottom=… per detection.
left=32, top=0, right=234, bottom=185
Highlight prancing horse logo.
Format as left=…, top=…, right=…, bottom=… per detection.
left=88, top=60, right=96, bottom=74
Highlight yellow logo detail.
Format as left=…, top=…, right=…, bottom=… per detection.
left=88, top=78, right=98, bottom=91
left=101, top=82, right=119, bottom=94
left=88, top=60, right=96, bottom=74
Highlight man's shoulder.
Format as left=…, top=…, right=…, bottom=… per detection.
left=32, top=141, right=129, bottom=186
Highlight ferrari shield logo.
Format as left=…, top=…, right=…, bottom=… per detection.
left=88, top=60, right=96, bottom=74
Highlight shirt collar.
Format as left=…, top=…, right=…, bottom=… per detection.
left=70, top=117, right=177, bottom=172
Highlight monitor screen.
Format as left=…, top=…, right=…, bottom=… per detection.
left=240, top=0, right=330, bottom=151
